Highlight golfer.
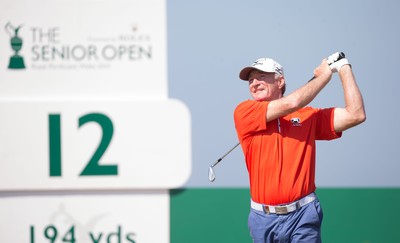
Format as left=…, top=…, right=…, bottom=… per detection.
left=234, top=53, right=366, bottom=243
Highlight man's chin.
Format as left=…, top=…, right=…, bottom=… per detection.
left=254, top=97, right=268, bottom=101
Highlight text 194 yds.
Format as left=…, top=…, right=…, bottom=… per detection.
left=30, top=225, right=136, bottom=243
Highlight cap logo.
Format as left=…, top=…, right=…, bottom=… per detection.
left=252, top=59, right=264, bottom=67
left=251, top=58, right=283, bottom=75
left=253, top=59, right=262, bottom=64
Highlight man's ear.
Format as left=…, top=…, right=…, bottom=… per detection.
left=278, top=77, right=285, bottom=88
left=278, top=76, right=286, bottom=95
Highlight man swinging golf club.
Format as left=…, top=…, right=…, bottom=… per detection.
left=233, top=52, right=366, bottom=242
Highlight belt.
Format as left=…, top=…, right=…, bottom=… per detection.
left=250, top=192, right=317, bottom=215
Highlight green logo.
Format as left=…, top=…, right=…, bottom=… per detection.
left=5, top=22, right=26, bottom=69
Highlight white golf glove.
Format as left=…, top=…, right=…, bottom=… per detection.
left=328, top=52, right=350, bottom=73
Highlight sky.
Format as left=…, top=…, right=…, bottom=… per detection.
left=167, top=0, right=400, bottom=187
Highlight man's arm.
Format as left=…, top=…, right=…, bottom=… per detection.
left=333, top=65, right=366, bottom=132
left=266, top=59, right=333, bottom=122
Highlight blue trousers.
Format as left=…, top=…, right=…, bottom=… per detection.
left=248, top=199, right=323, bottom=243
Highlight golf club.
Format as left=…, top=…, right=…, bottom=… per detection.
left=208, top=52, right=346, bottom=182
left=208, top=142, right=240, bottom=182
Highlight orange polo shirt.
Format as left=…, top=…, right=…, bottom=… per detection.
left=234, top=100, right=341, bottom=205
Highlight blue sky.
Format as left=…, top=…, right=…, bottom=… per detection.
left=167, top=0, right=400, bottom=187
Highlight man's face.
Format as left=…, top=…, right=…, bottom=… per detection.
left=248, top=70, right=283, bottom=101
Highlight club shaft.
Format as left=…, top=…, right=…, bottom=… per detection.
left=211, top=142, right=240, bottom=167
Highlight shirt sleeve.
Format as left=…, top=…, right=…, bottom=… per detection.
left=234, top=100, right=269, bottom=140
left=315, top=107, right=342, bottom=140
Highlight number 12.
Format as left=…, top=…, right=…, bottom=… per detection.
left=48, top=113, right=118, bottom=177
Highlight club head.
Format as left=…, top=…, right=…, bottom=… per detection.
left=208, top=166, right=216, bottom=182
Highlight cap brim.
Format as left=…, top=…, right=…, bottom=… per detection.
left=239, top=67, right=257, bottom=81
left=239, top=66, right=274, bottom=81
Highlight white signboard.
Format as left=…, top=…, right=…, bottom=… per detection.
left=0, top=0, right=184, bottom=242
left=0, top=192, right=170, bottom=243
left=0, top=0, right=167, bottom=99
left=0, top=99, right=191, bottom=190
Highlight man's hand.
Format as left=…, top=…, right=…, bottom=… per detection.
left=313, top=59, right=333, bottom=79
left=328, top=52, right=350, bottom=73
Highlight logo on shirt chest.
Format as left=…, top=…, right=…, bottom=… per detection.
left=290, top=117, right=302, bottom=127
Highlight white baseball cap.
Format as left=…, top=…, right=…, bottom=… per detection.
left=239, top=58, right=284, bottom=81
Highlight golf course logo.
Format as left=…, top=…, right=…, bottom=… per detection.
left=5, top=22, right=26, bottom=69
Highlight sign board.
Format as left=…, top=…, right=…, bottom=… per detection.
left=0, top=0, right=188, bottom=242
left=0, top=192, right=170, bottom=243
left=0, top=99, right=191, bottom=190
left=0, top=0, right=167, bottom=99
